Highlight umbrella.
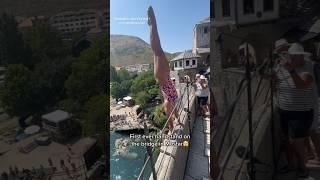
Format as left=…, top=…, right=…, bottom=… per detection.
left=24, top=125, right=40, bottom=135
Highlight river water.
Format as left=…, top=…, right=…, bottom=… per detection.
left=110, top=132, right=151, bottom=180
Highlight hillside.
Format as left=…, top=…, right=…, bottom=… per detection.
left=0, top=0, right=107, bottom=16
left=110, top=35, right=177, bottom=66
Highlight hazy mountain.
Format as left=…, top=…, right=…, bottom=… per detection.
left=110, top=34, right=178, bottom=66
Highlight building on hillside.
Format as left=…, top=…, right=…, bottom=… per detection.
left=171, top=51, right=200, bottom=82
left=15, top=8, right=108, bottom=35
left=124, top=63, right=151, bottom=74
left=50, top=9, right=98, bottom=33
left=16, top=16, right=46, bottom=29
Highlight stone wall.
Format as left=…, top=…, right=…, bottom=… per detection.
left=212, top=68, right=282, bottom=179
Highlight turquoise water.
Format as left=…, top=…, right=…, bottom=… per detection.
left=110, top=132, right=152, bottom=180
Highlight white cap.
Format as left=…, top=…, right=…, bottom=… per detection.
left=274, top=38, right=290, bottom=51
left=196, top=74, right=200, bottom=77
left=200, top=75, right=206, bottom=80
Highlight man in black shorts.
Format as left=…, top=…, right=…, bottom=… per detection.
left=275, top=43, right=315, bottom=177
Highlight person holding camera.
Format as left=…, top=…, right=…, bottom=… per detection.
left=275, top=42, right=316, bottom=178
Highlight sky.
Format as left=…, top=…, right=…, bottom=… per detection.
left=110, top=0, right=209, bottom=53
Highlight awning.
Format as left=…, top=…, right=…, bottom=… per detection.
left=284, top=18, right=320, bottom=42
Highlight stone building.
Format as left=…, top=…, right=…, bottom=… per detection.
left=50, top=9, right=106, bottom=34
left=41, top=110, right=78, bottom=143
left=171, top=17, right=210, bottom=82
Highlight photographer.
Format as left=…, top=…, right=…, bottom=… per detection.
left=274, top=42, right=316, bottom=178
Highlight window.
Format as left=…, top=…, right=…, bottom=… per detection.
left=243, top=0, right=254, bottom=14
left=264, top=0, right=274, bottom=11
left=192, top=59, right=196, bottom=65
left=204, top=26, right=208, bottom=34
left=186, top=60, right=190, bottom=66
left=179, top=61, right=182, bottom=67
left=222, top=0, right=231, bottom=17
left=174, top=62, right=177, bottom=67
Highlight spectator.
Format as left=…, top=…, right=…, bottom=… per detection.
left=196, top=75, right=209, bottom=116
left=275, top=43, right=315, bottom=178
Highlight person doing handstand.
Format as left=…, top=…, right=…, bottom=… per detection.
left=148, top=6, right=181, bottom=132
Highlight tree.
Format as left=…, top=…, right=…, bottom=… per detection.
left=65, top=36, right=107, bottom=108
left=120, top=80, right=132, bottom=95
left=82, top=94, right=107, bottom=148
left=148, top=86, right=160, bottom=99
left=117, top=69, right=131, bottom=82
left=24, top=22, right=69, bottom=60
left=31, top=57, right=73, bottom=111
left=130, top=71, right=156, bottom=95
left=0, top=64, right=35, bottom=118
left=0, top=13, right=32, bottom=66
left=110, top=82, right=124, bottom=100
left=152, top=105, right=167, bottom=128
left=110, top=66, right=118, bottom=82
left=135, top=91, right=151, bottom=110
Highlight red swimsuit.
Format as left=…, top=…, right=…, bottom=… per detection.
left=160, top=76, right=178, bottom=104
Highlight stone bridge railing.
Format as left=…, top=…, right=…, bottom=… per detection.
left=213, top=68, right=282, bottom=180
left=148, top=86, right=197, bottom=180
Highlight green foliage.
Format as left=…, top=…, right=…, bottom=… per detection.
left=135, top=91, right=151, bottom=110
left=0, top=13, right=32, bottom=66
left=24, top=23, right=69, bottom=60
left=110, top=82, right=124, bottom=100
left=0, top=64, right=34, bottom=117
left=117, top=69, right=131, bottom=82
left=82, top=94, right=107, bottom=147
left=31, top=57, right=73, bottom=108
left=65, top=36, right=107, bottom=107
left=110, top=66, right=118, bottom=82
left=152, top=105, right=167, bottom=129
left=130, top=71, right=156, bottom=94
left=147, top=86, right=160, bottom=99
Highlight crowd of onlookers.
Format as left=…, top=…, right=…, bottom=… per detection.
left=110, top=113, right=138, bottom=127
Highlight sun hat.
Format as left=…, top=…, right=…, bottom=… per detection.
left=200, top=75, right=206, bottom=80
left=288, top=43, right=311, bottom=55
left=274, top=38, right=290, bottom=51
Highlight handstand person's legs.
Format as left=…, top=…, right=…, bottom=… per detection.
left=148, top=6, right=170, bottom=83
left=163, top=101, right=174, bottom=132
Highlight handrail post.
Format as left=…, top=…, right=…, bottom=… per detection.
left=245, top=42, right=255, bottom=180
left=269, top=46, right=277, bottom=180
left=186, top=77, right=192, bottom=135
left=143, top=114, right=157, bottom=180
